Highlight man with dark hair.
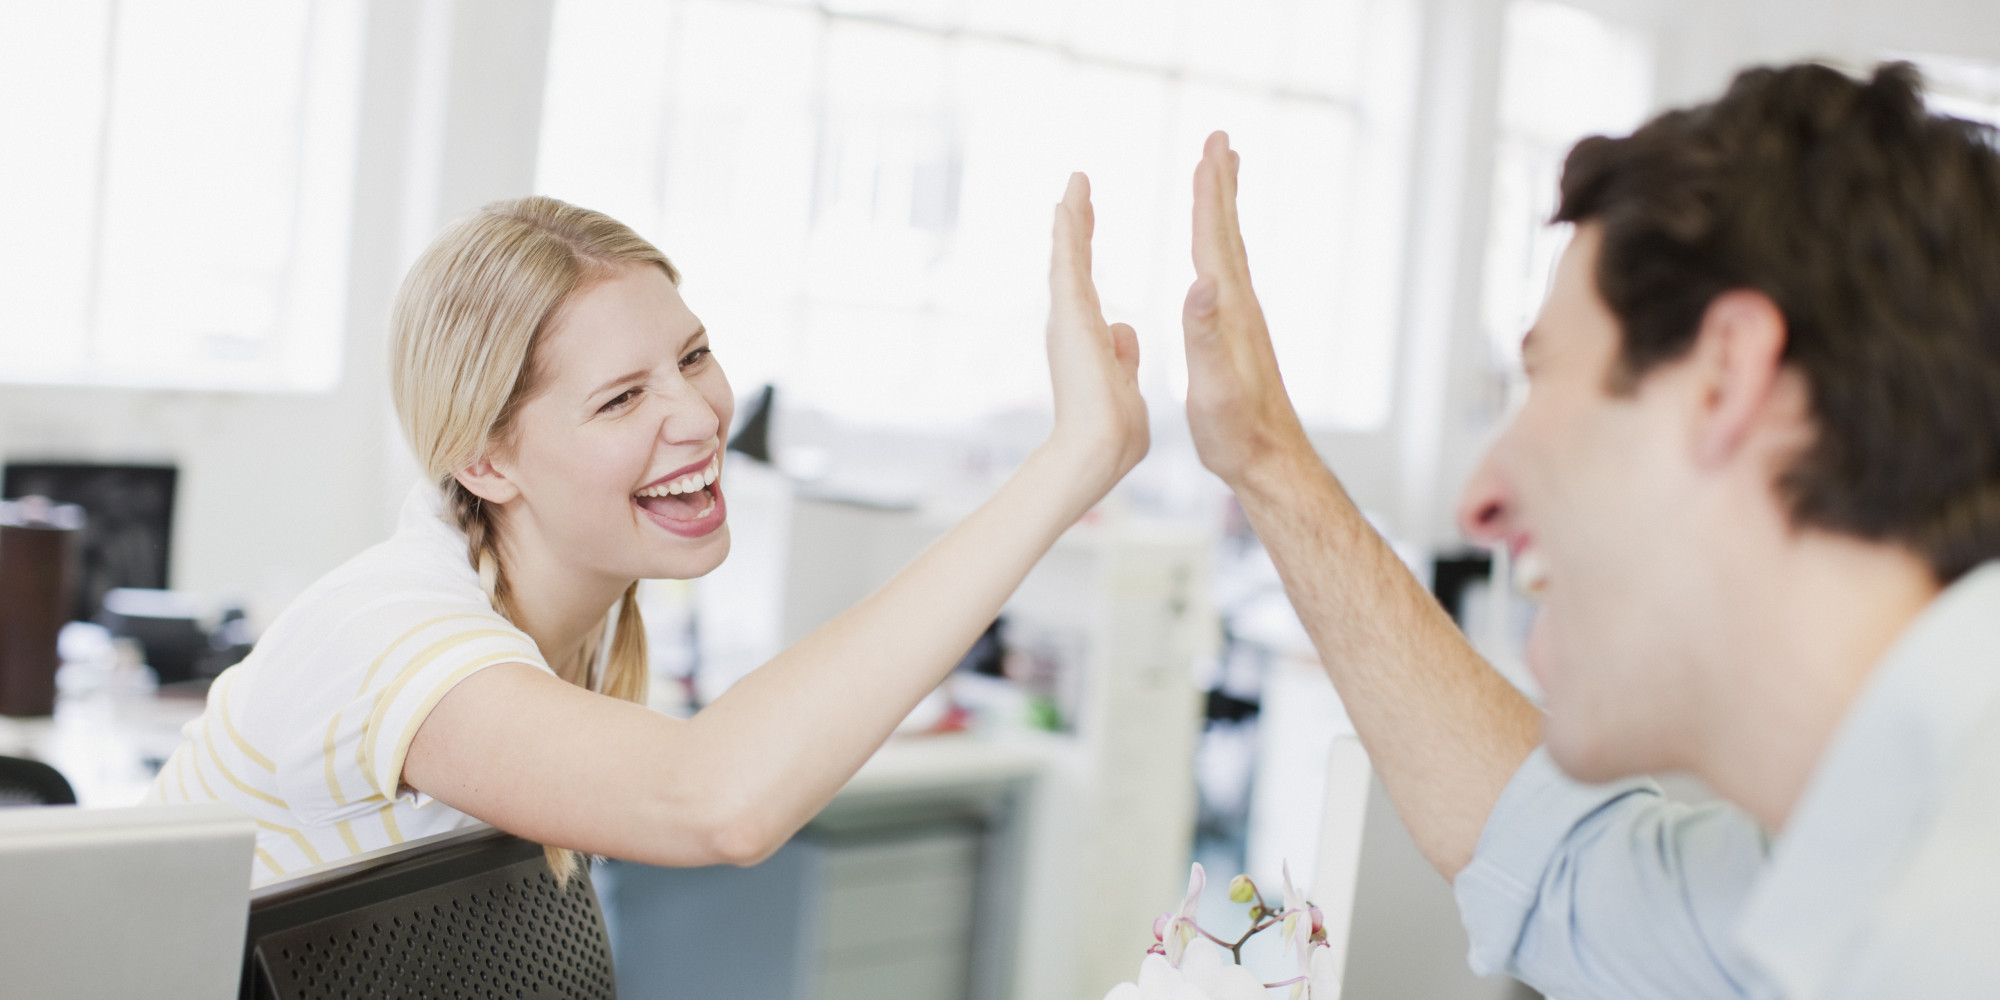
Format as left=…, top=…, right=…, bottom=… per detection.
left=1181, top=62, right=2000, bottom=997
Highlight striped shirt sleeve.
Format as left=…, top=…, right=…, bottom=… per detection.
left=269, top=598, right=551, bottom=825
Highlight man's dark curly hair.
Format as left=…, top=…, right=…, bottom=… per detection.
left=1557, top=61, right=2000, bottom=583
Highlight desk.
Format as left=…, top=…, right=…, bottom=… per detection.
left=0, top=683, right=203, bottom=806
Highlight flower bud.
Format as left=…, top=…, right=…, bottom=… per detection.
left=1152, top=913, right=1170, bottom=942
left=1310, top=905, right=1324, bottom=933
left=1228, top=874, right=1257, bottom=904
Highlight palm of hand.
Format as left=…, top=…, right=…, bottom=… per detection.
left=1047, top=172, right=1150, bottom=490
left=1181, top=133, right=1308, bottom=486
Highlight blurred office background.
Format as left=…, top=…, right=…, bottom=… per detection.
left=2, top=1, right=1998, bottom=998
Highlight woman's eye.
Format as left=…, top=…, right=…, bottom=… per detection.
left=679, top=346, right=712, bottom=370
left=598, top=388, right=641, bottom=414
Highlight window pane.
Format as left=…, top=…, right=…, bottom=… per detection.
left=95, top=1, right=315, bottom=373
left=541, top=0, right=1416, bottom=430
left=0, top=2, right=111, bottom=377
left=1482, top=0, right=1652, bottom=367
left=0, top=0, right=362, bottom=390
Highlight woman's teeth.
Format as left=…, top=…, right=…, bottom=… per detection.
left=635, top=455, right=721, bottom=498
left=1513, top=548, right=1550, bottom=599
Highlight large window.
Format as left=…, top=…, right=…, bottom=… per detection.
left=1479, top=0, right=1652, bottom=372
left=0, top=1, right=364, bottom=392
left=1909, top=53, right=2000, bottom=127
left=537, top=0, right=1420, bottom=430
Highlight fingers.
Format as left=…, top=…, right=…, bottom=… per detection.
left=1051, top=171, right=1102, bottom=315
left=1191, top=132, right=1247, bottom=282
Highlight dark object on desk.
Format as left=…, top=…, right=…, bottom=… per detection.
left=98, top=587, right=211, bottom=686
left=3, top=462, right=176, bottom=622
left=728, top=382, right=775, bottom=462
left=242, top=826, right=617, bottom=1000
left=0, top=497, right=84, bottom=717
left=0, top=755, right=76, bottom=806
left=1431, top=549, right=1495, bottom=627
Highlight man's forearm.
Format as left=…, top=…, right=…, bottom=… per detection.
left=1236, top=443, right=1542, bottom=877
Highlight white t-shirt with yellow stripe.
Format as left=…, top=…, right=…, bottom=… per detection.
left=145, top=484, right=575, bottom=885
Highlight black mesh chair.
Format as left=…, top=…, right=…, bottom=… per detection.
left=240, top=826, right=618, bottom=1000
left=0, top=755, right=76, bottom=807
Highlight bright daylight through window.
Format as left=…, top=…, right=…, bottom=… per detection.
left=1479, top=0, right=1652, bottom=378
left=537, top=0, right=1420, bottom=431
left=0, top=1, right=363, bottom=392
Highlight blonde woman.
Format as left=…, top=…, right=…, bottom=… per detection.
left=146, top=176, right=1147, bottom=884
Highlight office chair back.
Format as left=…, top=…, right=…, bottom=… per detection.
left=0, top=754, right=76, bottom=806
left=242, top=825, right=617, bottom=1000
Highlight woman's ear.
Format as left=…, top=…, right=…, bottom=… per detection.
left=454, top=458, right=521, bottom=505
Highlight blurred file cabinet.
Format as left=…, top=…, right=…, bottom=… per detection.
left=597, top=773, right=1027, bottom=1000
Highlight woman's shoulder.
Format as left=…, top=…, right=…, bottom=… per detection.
left=254, top=485, right=528, bottom=667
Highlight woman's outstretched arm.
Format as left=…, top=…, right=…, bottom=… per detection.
left=403, top=174, right=1148, bottom=867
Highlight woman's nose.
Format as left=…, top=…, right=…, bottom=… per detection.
left=656, top=379, right=721, bottom=446
left=1456, top=450, right=1515, bottom=546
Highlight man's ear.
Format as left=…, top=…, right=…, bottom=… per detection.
left=1691, top=289, right=1789, bottom=468
left=454, top=457, right=521, bottom=505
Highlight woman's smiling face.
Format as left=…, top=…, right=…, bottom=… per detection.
left=493, top=261, right=735, bottom=582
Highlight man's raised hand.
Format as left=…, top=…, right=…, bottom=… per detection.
left=1182, top=132, right=1312, bottom=488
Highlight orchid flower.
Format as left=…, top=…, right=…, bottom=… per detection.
left=1104, top=940, right=1266, bottom=1000
left=1277, top=862, right=1323, bottom=971
left=1306, top=946, right=1341, bottom=1000
left=1156, top=862, right=1206, bottom=968
left=1108, top=860, right=1338, bottom=1000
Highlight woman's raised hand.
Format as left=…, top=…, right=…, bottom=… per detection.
left=1045, top=172, right=1150, bottom=496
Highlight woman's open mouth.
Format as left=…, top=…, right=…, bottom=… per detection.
left=634, top=453, right=727, bottom=538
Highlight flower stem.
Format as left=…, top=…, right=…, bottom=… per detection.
left=1219, top=916, right=1280, bottom=965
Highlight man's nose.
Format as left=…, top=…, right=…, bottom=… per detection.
left=1456, top=452, right=1514, bottom=546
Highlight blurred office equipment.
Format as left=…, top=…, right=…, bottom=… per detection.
left=3, top=462, right=176, bottom=622
left=728, top=383, right=776, bottom=463
left=0, top=802, right=255, bottom=1000
left=0, top=753, right=75, bottom=806
left=0, top=495, right=84, bottom=716
left=604, top=793, right=1005, bottom=1000
left=96, top=587, right=212, bottom=687
left=243, top=825, right=617, bottom=1000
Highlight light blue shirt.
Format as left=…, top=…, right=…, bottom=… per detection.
left=1453, top=563, right=2000, bottom=999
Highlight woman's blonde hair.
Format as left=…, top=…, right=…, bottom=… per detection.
left=389, top=195, right=676, bottom=882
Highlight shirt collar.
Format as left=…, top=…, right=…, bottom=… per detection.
left=1735, top=561, right=2000, bottom=998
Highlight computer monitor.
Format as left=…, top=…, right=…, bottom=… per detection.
left=0, top=803, right=255, bottom=999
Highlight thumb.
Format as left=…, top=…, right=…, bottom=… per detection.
left=1109, top=322, right=1140, bottom=371
left=1183, top=277, right=1221, bottom=348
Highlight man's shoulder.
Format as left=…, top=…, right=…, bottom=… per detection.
left=1835, top=708, right=2000, bottom=998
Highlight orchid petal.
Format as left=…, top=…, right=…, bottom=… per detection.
left=1179, top=938, right=1226, bottom=983
left=1103, top=982, right=1144, bottom=1000
left=1182, top=942, right=1264, bottom=1000
left=1181, top=862, right=1206, bottom=916
left=1307, top=945, right=1342, bottom=1000
left=1138, top=954, right=1180, bottom=997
